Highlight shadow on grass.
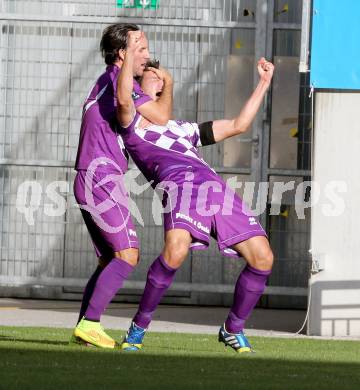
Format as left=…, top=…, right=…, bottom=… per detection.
left=0, top=344, right=359, bottom=390
left=0, top=335, right=69, bottom=346
left=2, top=300, right=306, bottom=333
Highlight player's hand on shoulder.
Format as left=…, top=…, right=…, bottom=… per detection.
left=148, top=66, right=173, bottom=84
left=257, top=57, right=274, bottom=84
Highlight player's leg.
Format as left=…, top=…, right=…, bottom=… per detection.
left=219, top=236, right=273, bottom=352
left=72, top=170, right=139, bottom=348
left=82, top=248, right=138, bottom=323
left=225, top=236, right=273, bottom=331
left=233, top=235, right=274, bottom=271
left=75, top=247, right=139, bottom=348
left=133, top=228, right=191, bottom=327
left=209, top=175, right=273, bottom=352
left=83, top=248, right=139, bottom=322
left=69, top=257, right=109, bottom=347
left=76, top=256, right=109, bottom=324
left=122, top=229, right=191, bottom=351
left=73, top=194, right=139, bottom=327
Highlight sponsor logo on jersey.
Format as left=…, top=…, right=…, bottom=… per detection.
left=175, top=212, right=210, bottom=234
left=248, top=217, right=257, bottom=226
left=132, top=91, right=140, bottom=100
left=129, top=229, right=137, bottom=237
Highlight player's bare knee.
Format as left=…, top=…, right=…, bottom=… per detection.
left=163, top=240, right=190, bottom=269
left=164, top=248, right=189, bottom=268
left=114, top=248, right=139, bottom=267
left=251, top=246, right=274, bottom=271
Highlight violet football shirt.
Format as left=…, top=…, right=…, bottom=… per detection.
left=120, top=113, right=214, bottom=184
left=75, top=64, right=152, bottom=173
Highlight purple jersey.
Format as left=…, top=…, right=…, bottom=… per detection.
left=119, top=113, right=267, bottom=256
left=75, top=65, right=152, bottom=173
left=120, top=113, right=214, bottom=184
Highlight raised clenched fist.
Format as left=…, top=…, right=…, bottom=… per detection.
left=257, top=57, right=275, bottom=84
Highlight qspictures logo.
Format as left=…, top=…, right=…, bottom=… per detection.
left=15, top=158, right=348, bottom=231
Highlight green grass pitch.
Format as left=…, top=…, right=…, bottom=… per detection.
left=0, top=326, right=359, bottom=389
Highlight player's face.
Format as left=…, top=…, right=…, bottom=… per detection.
left=132, top=33, right=150, bottom=77
left=140, top=70, right=164, bottom=100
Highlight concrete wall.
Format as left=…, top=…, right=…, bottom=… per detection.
left=309, top=92, right=360, bottom=336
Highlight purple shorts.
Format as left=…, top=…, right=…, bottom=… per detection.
left=74, top=169, right=139, bottom=259
left=159, top=167, right=267, bottom=257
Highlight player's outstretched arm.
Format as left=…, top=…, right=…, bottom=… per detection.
left=212, top=58, right=274, bottom=143
left=137, top=66, right=173, bottom=126
left=116, top=31, right=139, bottom=127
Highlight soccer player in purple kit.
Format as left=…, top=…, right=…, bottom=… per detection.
left=117, top=33, right=275, bottom=353
left=70, top=23, right=173, bottom=348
